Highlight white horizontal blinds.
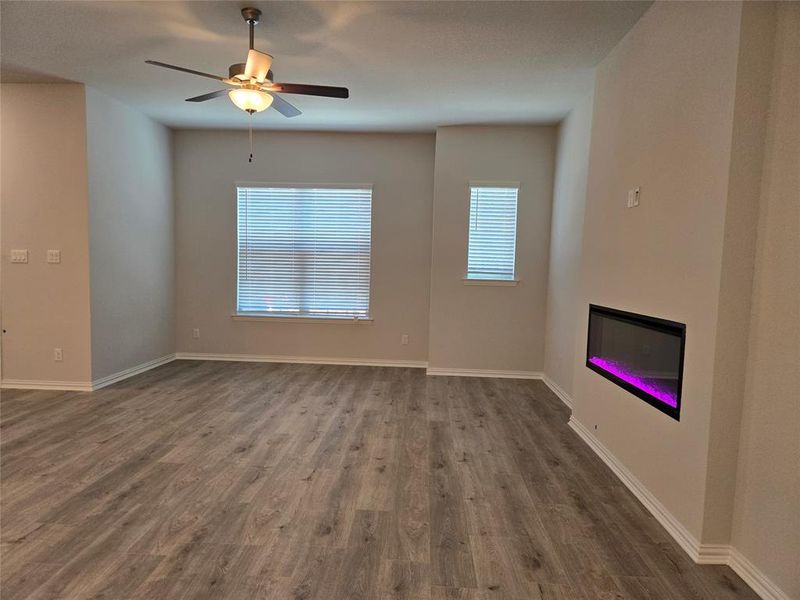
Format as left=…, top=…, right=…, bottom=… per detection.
left=237, top=186, right=372, bottom=317
left=467, top=185, right=519, bottom=280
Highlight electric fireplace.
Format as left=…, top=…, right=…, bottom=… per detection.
left=586, top=304, right=685, bottom=420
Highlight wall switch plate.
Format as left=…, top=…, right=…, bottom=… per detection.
left=401, top=334, right=409, bottom=345
left=10, top=249, right=28, bottom=263
left=54, top=348, right=63, bottom=362
left=627, top=187, right=641, bottom=208
left=192, top=328, right=200, bottom=339
left=47, top=250, right=61, bottom=264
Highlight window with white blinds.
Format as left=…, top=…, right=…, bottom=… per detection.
left=466, top=185, right=519, bottom=280
left=237, top=185, right=372, bottom=319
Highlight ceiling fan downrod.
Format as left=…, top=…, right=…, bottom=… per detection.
left=241, top=7, right=262, bottom=50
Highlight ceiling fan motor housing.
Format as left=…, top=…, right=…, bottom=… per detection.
left=229, top=63, right=273, bottom=82
left=229, top=63, right=247, bottom=78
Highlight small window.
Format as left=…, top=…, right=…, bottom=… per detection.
left=237, top=185, right=372, bottom=319
left=466, top=184, right=519, bottom=281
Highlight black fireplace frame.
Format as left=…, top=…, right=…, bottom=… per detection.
left=585, top=304, right=686, bottom=421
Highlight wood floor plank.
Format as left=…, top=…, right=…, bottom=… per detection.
left=0, top=361, right=759, bottom=599
left=429, top=420, right=478, bottom=589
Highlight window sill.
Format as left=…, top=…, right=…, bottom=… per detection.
left=462, top=278, right=519, bottom=287
left=232, top=312, right=373, bottom=324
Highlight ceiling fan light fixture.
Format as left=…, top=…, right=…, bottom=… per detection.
left=228, top=88, right=273, bottom=113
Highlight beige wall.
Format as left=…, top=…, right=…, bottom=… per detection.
left=174, top=130, right=435, bottom=362
left=570, top=1, right=744, bottom=539
left=85, top=88, right=175, bottom=380
left=731, top=3, right=800, bottom=596
left=702, top=1, right=777, bottom=545
left=427, top=126, right=556, bottom=372
left=176, top=126, right=556, bottom=372
left=0, top=84, right=93, bottom=384
left=544, top=91, right=594, bottom=395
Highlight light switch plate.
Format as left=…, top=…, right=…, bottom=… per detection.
left=627, top=187, right=641, bottom=208
left=47, top=250, right=61, bottom=264
left=10, top=249, right=28, bottom=263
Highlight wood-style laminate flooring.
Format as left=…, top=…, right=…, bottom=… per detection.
left=1, top=360, right=758, bottom=599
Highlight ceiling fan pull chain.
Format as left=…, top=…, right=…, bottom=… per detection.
left=248, top=112, right=254, bottom=163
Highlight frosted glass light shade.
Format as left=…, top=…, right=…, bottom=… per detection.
left=228, top=88, right=273, bottom=113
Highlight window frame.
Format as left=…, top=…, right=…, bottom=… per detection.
left=234, top=182, right=374, bottom=322
left=464, top=181, right=521, bottom=285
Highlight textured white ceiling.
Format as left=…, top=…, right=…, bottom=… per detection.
left=1, top=1, right=650, bottom=131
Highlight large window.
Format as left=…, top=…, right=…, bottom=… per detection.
left=466, top=184, right=519, bottom=281
left=236, top=185, right=372, bottom=319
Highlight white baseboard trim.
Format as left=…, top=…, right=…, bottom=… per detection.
left=91, top=353, right=177, bottom=391
left=0, top=379, right=93, bottom=392
left=695, top=544, right=732, bottom=565
left=1, top=354, right=178, bottom=393
left=177, top=355, right=543, bottom=379
left=175, top=352, right=428, bottom=369
left=568, top=415, right=790, bottom=600
left=425, top=367, right=543, bottom=380
left=568, top=415, right=704, bottom=561
left=542, top=374, right=573, bottom=410
left=728, top=548, right=792, bottom=600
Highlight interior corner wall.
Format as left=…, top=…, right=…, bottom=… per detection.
left=569, top=1, right=744, bottom=541
left=173, top=130, right=434, bottom=363
left=731, top=3, right=800, bottom=596
left=427, top=125, right=556, bottom=373
left=0, top=84, right=93, bottom=385
left=85, top=88, right=175, bottom=381
left=543, top=90, right=594, bottom=395
left=702, top=1, right=777, bottom=545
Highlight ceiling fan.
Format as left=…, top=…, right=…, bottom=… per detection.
left=145, top=7, right=349, bottom=119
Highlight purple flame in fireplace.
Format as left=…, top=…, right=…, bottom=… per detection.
left=588, top=356, right=678, bottom=408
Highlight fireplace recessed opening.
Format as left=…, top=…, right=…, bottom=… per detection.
left=586, top=304, right=686, bottom=420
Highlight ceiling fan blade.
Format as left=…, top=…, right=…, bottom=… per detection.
left=185, top=89, right=230, bottom=103
left=243, top=50, right=273, bottom=83
left=266, top=83, right=349, bottom=99
left=270, top=93, right=302, bottom=118
left=145, top=60, right=226, bottom=82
